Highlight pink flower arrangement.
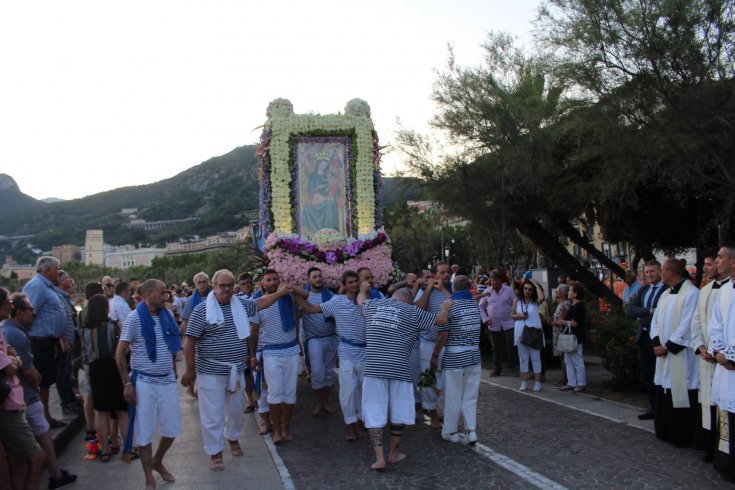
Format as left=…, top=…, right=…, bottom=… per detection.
left=265, top=231, right=393, bottom=288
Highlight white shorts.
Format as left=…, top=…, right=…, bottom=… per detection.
left=306, top=336, right=338, bottom=390
left=263, top=353, right=299, bottom=405
left=361, top=377, right=416, bottom=429
left=134, top=380, right=181, bottom=446
left=25, top=400, right=49, bottom=436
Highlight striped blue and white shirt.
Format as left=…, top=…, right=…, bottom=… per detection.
left=186, top=297, right=258, bottom=376
left=442, top=298, right=482, bottom=370
left=319, top=295, right=366, bottom=363
left=250, top=298, right=299, bottom=357
left=300, top=291, right=336, bottom=341
left=120, top=310, right=176, bottom=384
left=362, top=298, right=438, bottom=382
left=420, top=289, right=451, bottom=342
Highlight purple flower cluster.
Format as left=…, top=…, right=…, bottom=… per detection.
left=272, top=231, right=388, bottom=265
left=258, top=129, right=273, bottom=235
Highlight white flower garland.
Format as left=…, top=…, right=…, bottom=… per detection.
left=264, top=99, right=376, bottom=235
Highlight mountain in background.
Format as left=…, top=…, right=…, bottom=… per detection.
left=0, top=174, right=46, bottom=215
left=0, top=146, right=426, bottom=260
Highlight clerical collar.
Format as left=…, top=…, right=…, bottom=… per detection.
left=713, top=277, right=731, bottom=290
left=669, top=279, right=686, bottom=294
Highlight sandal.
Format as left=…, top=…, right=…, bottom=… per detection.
left=228, top=440, right=243, bottom=457
left=557, top=385, right=575, bottom=391
left=244, top=404, right=255, bottom=413
left=109, top=444, right=120, bottom=455
left=210, top=458, right=224, bottom=471
left=99, top=452, right=112, bottom=463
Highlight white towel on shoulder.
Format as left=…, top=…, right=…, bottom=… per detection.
left=205, top=291, right=250, bottom=339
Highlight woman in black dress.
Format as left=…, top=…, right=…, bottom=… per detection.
left=81, top=294, right=128, bottom=461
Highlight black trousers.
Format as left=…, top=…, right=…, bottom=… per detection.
left=638, top=331, right=656, bottom=411
left=694, top=403, right=717, bottom=462
left=488, top=329, right=516, bottom=371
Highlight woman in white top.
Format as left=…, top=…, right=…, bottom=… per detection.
left=511, top=280, right=544, bottom=392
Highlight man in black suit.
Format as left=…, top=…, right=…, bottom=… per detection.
left=628, top=259, right=665, bottom=420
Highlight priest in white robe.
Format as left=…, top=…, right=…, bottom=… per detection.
left=691, top=248, right=731, bottom=461
left=708, top=244, right=735, bottom=478
left=650, top=258, right=699, bottom=448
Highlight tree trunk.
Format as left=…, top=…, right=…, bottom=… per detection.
left=556, top=219, right=626, bottom=278
left=517, top=218, right=622, bottom=306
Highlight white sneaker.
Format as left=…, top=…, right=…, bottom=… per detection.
left=467, top=431, right=478, bottom=445
left=519, top=381, right=528, bottom=392
left=442, top=432, right=461, bottom=443
left=533, top=382, right=542, bottom=392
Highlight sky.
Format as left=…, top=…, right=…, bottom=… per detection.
left=0, top=0, right=540, bottom=201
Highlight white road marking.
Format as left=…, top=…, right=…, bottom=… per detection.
left=252, top=413, right=295, bottom=490
left=422, top=415, right=568, bottom=489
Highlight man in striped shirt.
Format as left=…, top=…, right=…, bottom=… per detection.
left=294, top=270, right=367, bottom=441
left=248, top=270, right=300, bottom=445
left=116, top=279, right=181, bottom=489
left=432, top=275, right=482, bottom=444
left=294, top=267, right=337, bottom=416
left=358, top=282, right=450, bottom=471
left=182, top=269, right=289, bottom=471
left=414, top=262, right=452, bottom=429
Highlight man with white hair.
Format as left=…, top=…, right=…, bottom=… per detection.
left=180, top=272, right=211, bottom=398
left=358, top=281, right=449, bottom=470
left=182, top=269, right=290, bottom=471
left=22, top=256, right=67, bottom=427
left=433, top=275, right=482, bottom=444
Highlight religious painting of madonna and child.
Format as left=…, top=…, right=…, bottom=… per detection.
left=295, top=137, right=351, bottom=238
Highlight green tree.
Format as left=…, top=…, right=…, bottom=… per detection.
left=398, top=33, right=625, bottom=303
left=537, top=0, right=735, bottom=253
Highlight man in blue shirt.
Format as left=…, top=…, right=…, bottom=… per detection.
left=622, top=270, right=642, bottom=304
left=22, top=256, right=66, bottom=427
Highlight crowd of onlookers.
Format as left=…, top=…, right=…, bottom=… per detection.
left=2, top=251, right=734, bottom=488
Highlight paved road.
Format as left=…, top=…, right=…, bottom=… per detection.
left=53, top=361, right=733, bottom=489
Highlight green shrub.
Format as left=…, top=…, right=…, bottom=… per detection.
left=591, top=306, right=642, bottom=391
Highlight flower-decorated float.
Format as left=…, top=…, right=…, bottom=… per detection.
left=256, top=98, right=392, bottom=288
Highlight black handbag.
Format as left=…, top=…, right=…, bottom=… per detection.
left=520, top=326, right=543, bottom=349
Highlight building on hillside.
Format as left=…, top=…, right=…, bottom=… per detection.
left=0, top=256, right=35, bottom=281
left=105, top=245, right=167, bottom=269
left=125, top=217, right=199, bottom=231
left=85, top=230, right=104, bottom=266
left=165, top=228, right=249, bottom=256
left=52, top=244, right=79, bottom=265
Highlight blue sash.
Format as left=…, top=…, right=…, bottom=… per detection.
left=262, top=339, right=299, bottom=351
left=340, top=337, right=367, bottom=348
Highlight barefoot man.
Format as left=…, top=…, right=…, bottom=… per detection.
left=182, top=269, right=290, bottom=471
left=293, top=270, right=367, bottom=441
left=248, top=269, right=299, bottom=445
left=294, top=267, right=338, bottom=416
left=116, top=279, right=181, bottom=489
left=358, top=282, right=449, bottom=470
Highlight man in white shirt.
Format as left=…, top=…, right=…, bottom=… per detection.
left=109, top=282, right=133, bottom=330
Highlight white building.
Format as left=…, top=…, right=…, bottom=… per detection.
left=105, top=244, right=167, bottom=269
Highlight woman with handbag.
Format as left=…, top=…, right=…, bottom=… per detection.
left=555, top=283, right=587, bottom=392
left=511, top=280, right=544, bottom=392
left=551, top=284, right=571, bottom=387
left=81, top=294, right=129, bottom=462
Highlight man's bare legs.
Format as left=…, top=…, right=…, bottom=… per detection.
left=139, top=437, right=175, bottom=488
left=269, top=403, right=283, bottom=443
left=258, top=412, right=272, bottom=435
left=368, top=424, right=406, bottom=470
left=281, top=403, right=294, bottom=441
left=428, top=409, right=442, bottom=429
